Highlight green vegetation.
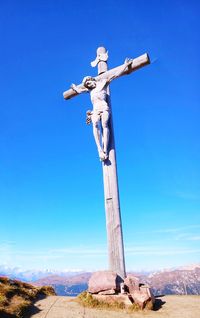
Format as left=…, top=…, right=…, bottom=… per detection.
left=0, top=276, right=55, bottom=318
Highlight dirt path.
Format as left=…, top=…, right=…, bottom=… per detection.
left=25, top=295, right=200, bottom=318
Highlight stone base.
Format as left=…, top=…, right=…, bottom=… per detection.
left=92, top=294, right=133, bottom=307
left=88, top=271, right=155, bottom=310
left=125, top=274, right=155, bottom=309
left=88, top=270, right=122, bottom=294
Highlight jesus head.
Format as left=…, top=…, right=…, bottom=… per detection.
left=82, top=76, right=96, bottom=89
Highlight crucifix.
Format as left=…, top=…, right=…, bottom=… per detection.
left=63, top=47, right=150, bottom=280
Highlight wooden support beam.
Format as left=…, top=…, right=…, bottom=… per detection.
left=63, top=53, right=150, bottom=100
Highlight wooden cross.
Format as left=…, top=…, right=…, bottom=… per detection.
left=63, top=47, right=150, bottom=279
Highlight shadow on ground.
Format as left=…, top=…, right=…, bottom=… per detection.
left=0, top=311, right=15, bottom=318
left=0, top=307, right=41, bottom=318
left=23, top=295, right=47, bottom=318
left=23, top=305, right=41, bottom=318
left=153, top=295, right=166, bottom=311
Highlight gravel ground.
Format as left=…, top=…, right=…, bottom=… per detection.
left=24, top=295, right=200, bottom=318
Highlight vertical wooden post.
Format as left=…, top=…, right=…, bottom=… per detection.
left=97, top=47, right=126, bottom=279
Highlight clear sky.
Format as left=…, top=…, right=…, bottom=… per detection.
left=0, top=0, right=200, bottom=272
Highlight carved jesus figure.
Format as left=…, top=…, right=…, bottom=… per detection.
left=71, top=58, right=132, bottom=161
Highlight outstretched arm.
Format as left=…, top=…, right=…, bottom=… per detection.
left=71, top=83, right=89, bottom=94
left=106, top=58, right=133, bottom=84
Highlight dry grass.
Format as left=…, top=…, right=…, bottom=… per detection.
left=77, top=291, right=125, bottom=310
left=0, top=276, right=55, bottom=318
left=77, top=291, right=148, bottom=312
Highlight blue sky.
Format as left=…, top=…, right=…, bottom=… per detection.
left=0, top=0, right=200, bottom=272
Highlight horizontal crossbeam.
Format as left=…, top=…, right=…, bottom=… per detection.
left=63, top=53, right=150, bottom=100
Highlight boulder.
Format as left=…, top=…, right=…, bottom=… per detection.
left=88, top=271, right=119, bottom=294
left=93, top=294, right=133, bottom=306
left=124, top=275, right=140, bottom=293
left=99, top=289, right=116, bottom=295
left=130, top=285, right=154, bottom=309
left=140, top=285, right=155, bottom=304
left=131, top=289, right=150, bottom=309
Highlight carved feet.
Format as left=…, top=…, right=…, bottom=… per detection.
left=99, top=150, right=108, bottom=161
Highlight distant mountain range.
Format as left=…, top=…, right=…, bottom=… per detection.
left=1, top=264, right=200, bottom=296
left=32, top=273, right=91, bottom=296
left=0, top=265, right=85, bottom=282
left=147, top=266, right=200, bottom=295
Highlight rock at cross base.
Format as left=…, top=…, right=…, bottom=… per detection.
left=99, top=289, right=116, bottom=295
left=140, top=285, right=155, bottom=304
left=131, top=285, right=155, bottom=309
left=124, top=275, right=155, bottom=309
left=93, top=294, right=133, bottom=306
left=124, top=274, right=140, bottom=293
left=88, top=271, right=122, bottom=294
